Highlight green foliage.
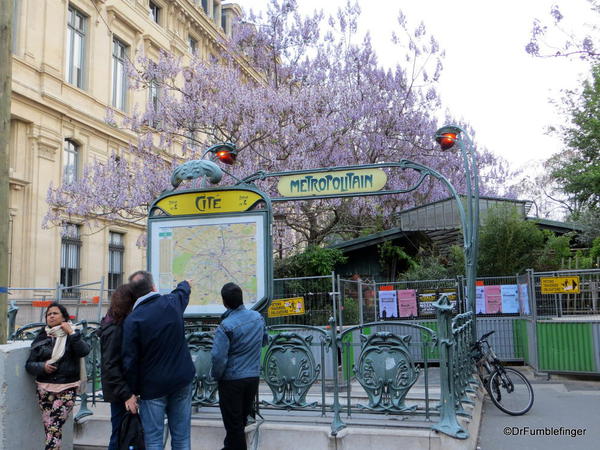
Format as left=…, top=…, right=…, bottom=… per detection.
left=342, top=296, right=360, bottom=325
left=377, top=241, right=416, bottom=280
left=548, top=64, right=600, bottom=213
left=398, top=253, right=451, bottom=281
left=477, top=207, right=545, bottom=276
left=275, top=245, right=347, bottom=278
left=574, top=250, right=594, bottom=269
left=590, top=237, right=600, bottom=264
left=534, top=231, right=573, bottom=271
left=446, top=245, right=466, bottom=277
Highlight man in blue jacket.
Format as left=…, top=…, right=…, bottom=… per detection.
left=211, top=282, right=268, bottom=450
left=122, top=271, right=195, bottom=450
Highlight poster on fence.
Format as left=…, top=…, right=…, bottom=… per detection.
left=501, top=284, right=519, bottom=314
left=439, top=288, right=458, bottom=312
left=518, top=283, right=531, bottom=315
left=484, top=285, right=502, bottom=314
left=378, top=289, right=398, bottom=319
left=418, top=289, right=437, bottom=315
left=476, top=285, right=486, bottom=313
left=397, top=289, right=418, bottom=317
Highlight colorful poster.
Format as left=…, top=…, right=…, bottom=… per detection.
left=518, top=283, right=531, bottom=315
left=397, top=289, right=418, bottom=318
left=419, top=289, right=437, bottom=315
left=501, top=284, right=519, bottom=314
left=378, top=290, right=398, bottom=319
left=476, top=286, right=486, bottom=314
left=484, top=285, right=502, bottom=314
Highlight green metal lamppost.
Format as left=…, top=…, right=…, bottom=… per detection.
left=435, top=125, right=480, bottom=342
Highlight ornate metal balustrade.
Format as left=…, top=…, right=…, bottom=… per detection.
left=451, top=311, right=476, bottom=416
left=10, top=297, right=477, bottom=440
left=340, top=325, right=431, bottom=415
left=262, top=327, right=327, bottom=409
left=188, top=331, right=219, bottom=406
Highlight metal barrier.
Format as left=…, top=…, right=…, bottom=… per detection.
left=531, top=269, right=600, bottom=317
left=7, top=279, right=108, bottom=332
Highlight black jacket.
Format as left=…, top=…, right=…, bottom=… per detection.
left=25, top=329, right=90, bottom=384
left=97, top=318, right=132, bottom=403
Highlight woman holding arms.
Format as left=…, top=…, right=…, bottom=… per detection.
left=26, top=302, right=90, bottom=450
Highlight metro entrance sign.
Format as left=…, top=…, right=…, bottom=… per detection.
left=277, top=168, right=387, bottom=197
left=148, top=160, right=468, bottom=319
left=148, top=185, right=272, bottom=317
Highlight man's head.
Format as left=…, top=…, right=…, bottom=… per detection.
left=129, top=270, right=155, bottom=299
left=221, top=282, right=243, bottom=309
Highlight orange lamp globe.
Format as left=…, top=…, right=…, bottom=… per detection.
left=437, top=132, right=457, bottom=150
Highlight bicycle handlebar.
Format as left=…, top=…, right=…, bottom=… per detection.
left=478, top=330, right=495, bottom=342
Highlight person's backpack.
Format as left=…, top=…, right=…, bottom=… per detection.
left=119, top=412, right=145, bottom=450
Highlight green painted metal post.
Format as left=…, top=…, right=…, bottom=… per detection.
left=432, top=295, right=468, bottom=439
left=328, top=317, right=346, bottom=436
left=75, top=321, right=93, bottom=422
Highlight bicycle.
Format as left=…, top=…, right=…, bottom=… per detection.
left=471, top=330, right=534, bottom=415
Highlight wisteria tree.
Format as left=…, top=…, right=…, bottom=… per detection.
left=46, top=0, right=512, bottom=249
left=526, top=1, right=599, bottom=60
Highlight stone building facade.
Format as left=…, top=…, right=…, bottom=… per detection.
left=8, top=0, right=246, bottom=292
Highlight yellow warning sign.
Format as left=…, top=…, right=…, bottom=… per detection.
left=540, top=276, right=581, bottom=294
left=267, top=297, right=305, bottom=318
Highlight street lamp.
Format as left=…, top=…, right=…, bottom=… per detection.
left=169, top=142, right=240, bottom=190
left=435, top=124, right=480, bottom=342
left=203, top=142, right=238, bottom=165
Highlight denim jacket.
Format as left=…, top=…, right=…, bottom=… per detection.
left=210, top=305, right=268, bottom=381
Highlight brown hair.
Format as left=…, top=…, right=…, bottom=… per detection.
left=107, top=284, right=135, bottom=324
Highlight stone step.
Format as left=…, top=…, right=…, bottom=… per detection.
left=74, top=389, right=483, bottom=450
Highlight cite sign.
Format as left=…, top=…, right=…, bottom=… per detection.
left=154, top=190, right=263, bottom=215
left=277, top=168, right=387, bottom=198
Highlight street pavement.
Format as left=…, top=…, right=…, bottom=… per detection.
left=478, top=367, right=600, bottom=450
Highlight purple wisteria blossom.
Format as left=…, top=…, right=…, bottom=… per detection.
left=526, top=2, right=598, bottom=60
left=45, top=0, right=513, bottom=248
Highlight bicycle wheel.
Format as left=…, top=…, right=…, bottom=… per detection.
left=488, top=367, right=534, bottom=415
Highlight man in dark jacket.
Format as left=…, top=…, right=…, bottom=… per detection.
left=122, top=271, right=195, bottom=450
left=211, top=282, right=268, bottom=450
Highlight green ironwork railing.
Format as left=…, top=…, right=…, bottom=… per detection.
left=11, top=296, right=477, bottom=439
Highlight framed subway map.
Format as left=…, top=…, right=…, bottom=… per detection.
left=149, top=213, right=267, bottom=315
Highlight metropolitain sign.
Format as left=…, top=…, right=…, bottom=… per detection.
left=276, top=168, right=387, bottom=198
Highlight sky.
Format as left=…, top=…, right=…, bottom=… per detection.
left=235, top=0, right=593, bottom=176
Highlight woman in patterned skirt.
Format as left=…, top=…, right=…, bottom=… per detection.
left=26, top=303, right=90, bottom=449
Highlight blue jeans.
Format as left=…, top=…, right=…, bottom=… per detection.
left=139, top=382, right=193, bottom=450
left=109, top=401, right=128, bottom=450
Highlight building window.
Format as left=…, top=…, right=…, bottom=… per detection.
left=202, top=0, right=208, bottom=14
left=60, top=223, right=81, bottom=297
left=112, top=37, right=128, bottom=111
left=108, top=232, right=124, bottom=292
left=149, top=1, right=161, bottom=24
left=65, top=5, right=87, bottom=88
left=188, top=36, right=198, bottom=55
left=221, top=12, right=227, bottom=31
left=148, top=79, right=161, bottom=127
left=63, top=139, right=79, bottom=184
